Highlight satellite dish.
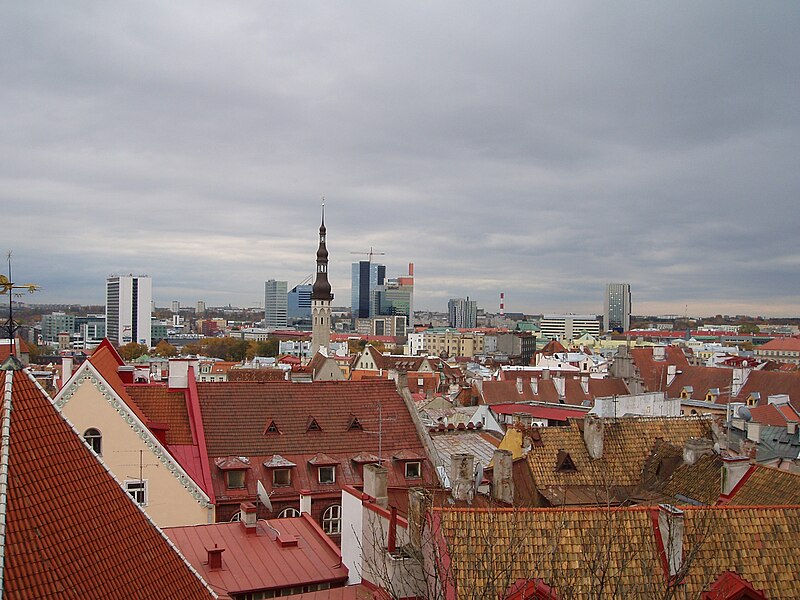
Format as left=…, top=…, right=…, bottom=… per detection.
left=737, top=406, right=752, bottom=422
left=257, top=480, right=273, bottom=511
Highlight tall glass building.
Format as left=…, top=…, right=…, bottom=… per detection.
left=604, top=282, right=631, bottom=332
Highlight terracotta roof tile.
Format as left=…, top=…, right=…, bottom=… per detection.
left=726, top=465, right=800, bottom=506
left=1, top=367, right=213, bottom=599
left=126, top=385, right=194, bottom=444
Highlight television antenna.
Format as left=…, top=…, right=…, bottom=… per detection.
left=1, top=251, right=40, bottom=350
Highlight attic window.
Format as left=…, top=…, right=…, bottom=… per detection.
left=264, top=420, right=280, bottom=434
left=307, top=417, right=322, bottom=432
left=347, top=415, right=363, bottom=431
left=555, top=450, right=577, bottom=473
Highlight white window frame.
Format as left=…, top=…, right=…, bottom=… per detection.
left=277, top=507, right=301, bottom=519
left=125, top=480, right=148, bottom=506
left=405, top=461, right=422, bottom=479
left=322, top=504, right=342, bottom=535
left=318, top=465, right=336, bottom=484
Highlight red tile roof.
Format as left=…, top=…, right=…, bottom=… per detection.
left=164, top=515, right=348, bottom=597
left=126, top=385, right=194, bottom=444
left=757, top=336, right=800, bottom=352
left=748, top=403, right=790, bottom=426
left=630, top=346, right=691, bottom=392
left=489, top=404, right=588, bottom=421
left=733, top=370, right=800, bottom=411
left=0, top=365, right=214, bottom=599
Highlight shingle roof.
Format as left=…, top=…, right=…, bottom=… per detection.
left=523, top=416, right=713, bottom=504
left=433, top=505, right=800, bottom=599
left=0, top=366, right=214, bottom=599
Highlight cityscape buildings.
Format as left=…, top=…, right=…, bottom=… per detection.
left=264, top=279, right=288, bottom=328
left=604, top=282, right=632, bottom=332
left=351, top=260, right=385, bottom=319
left=105, top=274, right=152, bottom=347
left=539, top=313, right=601, bottom=340
left=287, top=282, right=312, bottom=320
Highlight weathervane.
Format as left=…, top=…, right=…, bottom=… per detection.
left=1, top=251, right=40, bottom=351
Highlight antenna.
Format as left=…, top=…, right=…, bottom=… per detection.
left=1, top=251, right=40, bottom=350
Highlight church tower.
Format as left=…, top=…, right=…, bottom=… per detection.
left=311, top=202, right=333, bottom=355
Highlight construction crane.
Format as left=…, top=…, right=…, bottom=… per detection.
left=350, top=247, right=386, bottom=262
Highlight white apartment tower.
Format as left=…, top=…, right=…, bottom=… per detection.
left=106, top=275, right=152, bottom=347
left=264, top=279, right=288, bottom=328
left=604, top=282, right=632, bottom=332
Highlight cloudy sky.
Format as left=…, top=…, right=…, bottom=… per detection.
left=2, top=2, right=798, bottom=317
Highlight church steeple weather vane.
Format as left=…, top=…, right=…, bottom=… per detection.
left=1, top=251, right=40, bottom=352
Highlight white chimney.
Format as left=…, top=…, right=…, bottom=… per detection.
left=584, top=414, right=604, bottom=459
left=666, top=364, right=677, bottom=387
left=721, top=456, right=751, bottom=495
left=299, top=490, right=312, bottom=514
left=61, top=356, right=73, bottom=389
left=363, top=463, right=388, bottom=508
left=768, top=394, right=790, bottom=406
left=657, top=504, right=684, bottom=577
left=491, top=449, right=513, bottom=504
left=240, top=502, right=257, bottom=532
left=168, top=359, right=190, bottom=389
left=450, top=453, right=475, bottom=503
left=746, top=421, right=762, bottom=443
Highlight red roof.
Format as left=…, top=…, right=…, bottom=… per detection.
left=0, top=363, right=214, bottom=599
left=196, top=380, right=436, bottom=506
left=630, top=346, right=691, bottom=392
left=748, top=403, right=790, bottom=426
left=164, top=515, right=348, bottom=596
left=758, top=336, right=800, bottom=352
left=489, top=404, right=587, bottom=421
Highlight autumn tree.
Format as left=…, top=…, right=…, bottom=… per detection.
left=154, top=340, right=178, bottom=357
left=119, top=342, right=148, bottom=361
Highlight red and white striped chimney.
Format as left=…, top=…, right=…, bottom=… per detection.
left=499, top=293, right=505, bottom=317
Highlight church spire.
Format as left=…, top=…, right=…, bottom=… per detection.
left=311, top=200, right=333, bottom=357
left=312, top=200, right=333, bottom=301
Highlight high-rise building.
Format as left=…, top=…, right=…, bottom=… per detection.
left=351, top=261, right=385, bottom=319
left=604, top=283, right=632, bottom=332
left=171, top=300, right=180, bottom=313
left=196, top=301, right=206, bottom=315
left=448, top=297, right=478, bottom=329
left=40, top=312, right=76, bottom=344
left=106, top=275, right=152, bottom=347
left=311, top=206, right=333, bottom=355
left=287, top=283, right=312, bottom=320
left=264, top=279, right=288, bottom=328
left=372, top=263, right=414, bottom=335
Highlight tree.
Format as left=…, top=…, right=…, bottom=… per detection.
left=738, top=323, right=760, bottom=335
left=119, top=342, right=148, bottom=361
left=154, top=340, right=178, bottom=358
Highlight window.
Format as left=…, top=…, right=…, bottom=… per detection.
left=405, top=461, right=422, bottom=479
left=322, top=504, right=341, bottom=535
left=226, top=470, right=246, bottom=489
left=83, top=428, right=102, bottom=456
left=307, top=417, right=322, bottom=432
left=277, top=507, right=300, bottom=518
left=125, top=480, right=147, bottom=506
left=273, top=468, right=291, bottom=487
left=318, top=466, right=335, bottom=484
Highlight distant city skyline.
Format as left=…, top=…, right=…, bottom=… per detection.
left=2, top=4, right=798, bottom=317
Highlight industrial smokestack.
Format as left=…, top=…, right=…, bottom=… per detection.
left=499, top=293, right=505, bottom=317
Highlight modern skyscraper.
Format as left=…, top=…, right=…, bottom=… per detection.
left=264, top=279, right=288, bottom=328
left=287, top=283, right=312, bottom=320
left=311, top=205, right=333, bottom=355
left=372, top=263, right=415, bottom=335
left=448, top=297, right=477, bottom=329
left=604, top=282, right=632, bottom=332
left=106, top=275, right=152, bottom=347
left=351, top=261, right=385, bottom=319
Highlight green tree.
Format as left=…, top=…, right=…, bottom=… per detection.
left=119, top=342, right=148, bottom=361
left=739, top=323, right=760, bottom=334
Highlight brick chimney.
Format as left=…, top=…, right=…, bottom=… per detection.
left=450, top=453, right=475, bottom=503
left=657, top=504, right=684, bottom=577
left=206, top=545, right=225, bottom=570
left=363, top=463, right=388, bottom=508
left=491, top=449, right=514, bottom=504
left=721, top=456, right=751, bottom=495
left=584, top=414, right=604, bottom=459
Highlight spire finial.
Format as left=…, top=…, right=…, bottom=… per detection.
left=321, top=197, right=325, bottom=226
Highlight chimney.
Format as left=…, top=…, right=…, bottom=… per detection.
left=666, top=364, right=677, bottom=387
left=363, top=463, right=389, bottom=508
left=788, top=421, right=798, bottom=435
left=657, top=504, right=684, bottom=577
left=450, top=453, right=475, bottom=503
left=767, top=394, right=790, bottom=406
left=731, top=367, right=750, bottom=396
left=721, top=456, right=751, bottom=495
left=240, top=502, right=257, bottom=533
left=299, top=490, right=312, bottom=515
left=580, top=376, right=589, bottom=395
left=61, top=356, right=73, bottom=388
left=682, top=437, right=713, bottom=466
left=542, top=368, right=550, bottom=381
left=168, top=359, right=190, bottom=389
left=491, top=449, right=514, bottom=504
left=584, top=414, right=604, bottom=459
left=746, top=421, right=762, bottom=443
left=206, top=545, right=225, bottom=570
left=516, top=377, right=523, bottom=395
left=407, top=488, right=430, bottom=549
left=530, top=378, right=539, bottom=395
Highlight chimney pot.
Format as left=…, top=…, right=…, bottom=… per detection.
left=363, top=463, right=389, bottom=508
left=207, top=545, right=225, bottom=570
left=657, top=504, right=684, bottom=577
left=491, top=449, right=514, bottom=504
left=584, top=414, right=604, bottom=459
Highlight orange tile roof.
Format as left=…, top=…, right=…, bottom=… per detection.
left=726, top=465, right=800, bottom=506
left=659, top=453, right=723, bottom=506
left=126, top=385, right=194, bottom=445
left=0, top=365, right=214, bottom=599
left=748, top=403, right=790, bottom=426
left=433, top=504, right=800, bottom=599
left=757, top=336, right=800, bottom=351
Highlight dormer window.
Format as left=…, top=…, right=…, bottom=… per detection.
left=318, top=466, right=336, bottom=484
left=226, top=470, right=246, bottom=489
left=307, top=417, right=322, bottom=432
left=405, top=461, right=422, bottom=479
left=216, top=456, right=251, bottom=490
left=555, top=449, right=577, bottom=473
left=264, top=420, right=280, bottom=434
left=273, top=468, right=291, bottom=487
left=347, top=415, right=363, bottom=431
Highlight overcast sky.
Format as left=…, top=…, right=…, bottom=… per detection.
left=2, top=2, right=798, bottom=317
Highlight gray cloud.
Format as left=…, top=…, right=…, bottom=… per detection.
left=1, top=1, right=798, bottom=316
